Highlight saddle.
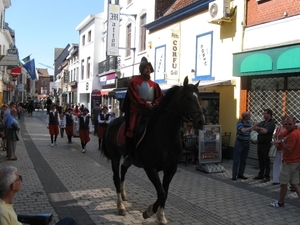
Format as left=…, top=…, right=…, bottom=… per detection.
left=117, top=118, right=149, bottom=148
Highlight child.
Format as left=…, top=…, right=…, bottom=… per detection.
left=59, top=114, right=66, bottom=138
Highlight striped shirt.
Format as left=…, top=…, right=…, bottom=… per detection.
left=236, top=120, right=251, bottom=141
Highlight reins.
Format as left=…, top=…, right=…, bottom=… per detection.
left=163, top=107, right=201, bottom=123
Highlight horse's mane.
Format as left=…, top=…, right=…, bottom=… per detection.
left=149, top=85, right=181, bottom=122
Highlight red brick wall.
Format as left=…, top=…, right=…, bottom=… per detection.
left=247, top=0, right=300, bottom=26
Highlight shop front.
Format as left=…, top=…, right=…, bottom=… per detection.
left=233, top=43, right=300, bottom=160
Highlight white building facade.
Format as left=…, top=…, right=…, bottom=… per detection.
left=76, top=13, right=106, bottom=111
left=66, top=44, right=79, bottom=105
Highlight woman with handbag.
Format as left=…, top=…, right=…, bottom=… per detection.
left=272, top=115, right=288, bottom=185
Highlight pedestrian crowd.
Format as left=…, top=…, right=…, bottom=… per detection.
left=231, top=108, right=300, bottom=208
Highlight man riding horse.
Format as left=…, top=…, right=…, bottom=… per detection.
left=122, top=57, right=163, bottom=167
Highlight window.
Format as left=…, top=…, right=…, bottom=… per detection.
left=88, top=30, right=91, bottom=42
left=82, top=35, right=85, bottom=46
left=87, top=57, right=91, bottom=79
left=126, top=24, right=132, bottom=57
left=71, top=70, right=73, bottom=81
left=81, top=60, right=84, bottom=80
left=139, top=14, right=147, bottom=52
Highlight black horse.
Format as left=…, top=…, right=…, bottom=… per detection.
left=101, top=76, right=205, bottom=224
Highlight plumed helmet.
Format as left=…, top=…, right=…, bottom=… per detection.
left=139, top=57, right=154, bottom=74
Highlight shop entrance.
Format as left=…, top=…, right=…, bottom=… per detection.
left=200, top=92, right=220, bottom=125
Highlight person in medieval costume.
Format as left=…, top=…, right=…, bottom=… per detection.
left=47, top=104, right=60, bottom=147
left=76, top=108, right=92, bottom=153
left=97, top=106, right=111, bottom=150
left=122, top=57, right=163, bottom=167
left=63, top=108, right=75, bottom=143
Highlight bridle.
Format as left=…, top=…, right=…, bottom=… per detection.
left=163, top=88, right=203, bottom=123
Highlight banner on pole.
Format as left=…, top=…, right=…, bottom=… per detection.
left=107, top=4, right=120, bottom=56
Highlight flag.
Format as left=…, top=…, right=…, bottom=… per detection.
left=22, top=55, right=31, bottom=63
left=23, top=59, right=37, bottom=80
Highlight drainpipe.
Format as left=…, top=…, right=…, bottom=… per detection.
left=241, top=0, right=247, bottom=52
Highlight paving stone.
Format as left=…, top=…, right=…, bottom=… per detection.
left=1, top=111, right=299, bottom=225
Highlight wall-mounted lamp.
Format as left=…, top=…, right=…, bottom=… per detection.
left=191, top=69, right=195, bottom=73
left=148, top=41, right=152, bottom=49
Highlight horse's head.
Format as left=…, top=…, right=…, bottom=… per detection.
left=180, top=76, right=205, bottom=130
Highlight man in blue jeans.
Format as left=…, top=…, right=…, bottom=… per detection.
left=0, top=166, right=77, bottom=225
left=232, top=112, right=258, bottom=181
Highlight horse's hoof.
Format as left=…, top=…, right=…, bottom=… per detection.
left=158, top=222, right=168, bottom=225
left=118, top=209, right=126, bottom=216
left=143, top=211, right=150, bottom=219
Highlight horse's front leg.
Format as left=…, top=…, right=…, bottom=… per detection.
left=156, top=164, right=178, bottom=224
left=120, top=164, right=129, bottom=201
left=143, top=168, right=168, bottom=225
left=111, top=160, right=126, bottom=216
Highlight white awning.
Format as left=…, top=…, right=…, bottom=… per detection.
left=198, top=79, right=233, bottom=88
left=100, top=88, right=114, bottom=96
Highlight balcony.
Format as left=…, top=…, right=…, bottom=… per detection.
left=98, top=56, right=120, bottom=74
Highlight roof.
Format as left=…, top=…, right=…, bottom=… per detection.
left=164, top=0, right=195, bottom=16
left=146, top=0, right=211, bottom=33
left=36, top=68, right=50, bottom=77
left=54, top=48, right=64, bottom=61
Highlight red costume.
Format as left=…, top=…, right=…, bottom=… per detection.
left=125, top=75, right=163, bottom=138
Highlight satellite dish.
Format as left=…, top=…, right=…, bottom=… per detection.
left=209, top=3, right=218, bottom=19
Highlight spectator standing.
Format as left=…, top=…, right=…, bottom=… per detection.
left=17, top=102, right=23, bottom=120
left=40, top=98, right=45, bottom=113
left=5, top=108, right=20, bottom=160
left=47, top=105, right=60, bottom=147
left=27, top=100, right=34, bottom=117
left=80, top=104, right=85, bottom=112
left=253, top=108, right=276, bottom=182
left=272, top=115, right=288, bottom=185
left=183, top=123, right=195, bottom=137
left=0, top=166, right=78, bottom=225
left=64, top=108, right=75, bottom=143
left=76, top=108, right=92, bottom=153
left=73, top=105, right=81, bottom=116
left=1, top=104, right=8, bottom=151
left=97, top=106, right=111, bottom=150
left=3, top=102, right=16, bottom=156
left=270, top=116, right=300, bottom=207
left=92, top=102, right=102, bottom=136
left=46, top=97, right=52, bottom=114
left=232, top=112, right=258, bottom=180
left=59, top=114, right=65, bottom=138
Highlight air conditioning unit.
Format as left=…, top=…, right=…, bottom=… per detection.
left=208, top=0, right=231, bottom=21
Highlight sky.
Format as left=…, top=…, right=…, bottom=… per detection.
left=6, top=0, right=104, bottom=75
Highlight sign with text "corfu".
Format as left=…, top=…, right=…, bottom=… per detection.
left=107, top=4, right=120, bottom=57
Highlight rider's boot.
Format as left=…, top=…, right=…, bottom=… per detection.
left=122, top=137, right=133, bottom=167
